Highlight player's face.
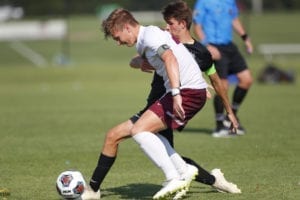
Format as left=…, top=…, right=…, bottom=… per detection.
left=112, top=25, right=135, bottom=47
left=165, top=18, right=185, bottom=39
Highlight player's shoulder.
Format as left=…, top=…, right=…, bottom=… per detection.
left=184, top=40, right=207, bottom=53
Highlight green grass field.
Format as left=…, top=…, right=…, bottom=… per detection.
left=0, top=12, right=300, bottom=200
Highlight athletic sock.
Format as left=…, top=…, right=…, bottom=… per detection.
left=232, top=86, right=248, bottom=115
left=214, top=95, right=225, bottom=127
left=133, top=131, right=179, bottom=180
left=182, top=156, right=216, bottom=185
left=157, top=134, right=187, bottom=175
left=90, top=153, right=116, bottom=192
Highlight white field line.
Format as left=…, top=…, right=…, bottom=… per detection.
left=9, top=41, right=47, bottom=67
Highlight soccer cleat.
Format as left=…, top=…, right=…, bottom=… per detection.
left=170, top=164, right=198, bottom=200
left=173, top=188, right=187, bottom=200
left=81, top=186, right=101, bottom=200
left=211, top=169, right=241, bottom=194
left=153, top=178, right=188, bottom=200
left=212, top=127, right=235, bottom=138
left=223, top=116, right=246, bottom=135
left=0, top=188, right=10, bottom=197
left=223, top=117, right=231, bottom=128
left=181, top=164, right=198, bottom=185
left=236, top=126, right=245, bottom=135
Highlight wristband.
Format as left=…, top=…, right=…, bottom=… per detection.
left=171, top=88, right=180, bottom=96
left=241, top=34, right=248, bottom=41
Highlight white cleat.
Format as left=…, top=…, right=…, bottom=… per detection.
left=173, top=188, right=187, bottom=200
left=211, top=168, right=241, bottom=194
left=153, top=178, right=188, bottom=200
left=81, top=186, right=101, bottom=200
left=181, top=164, right=198, bottom=186
left=170, top=164, right=198, bottom=200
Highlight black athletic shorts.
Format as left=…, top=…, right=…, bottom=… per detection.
left=213, top=42, right=248, bottom=79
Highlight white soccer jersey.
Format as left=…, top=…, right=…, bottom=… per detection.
left=136, top=26, right=207, bottom=91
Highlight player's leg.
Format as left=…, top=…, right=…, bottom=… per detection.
left=82, top=120, right=134, bottom=199
left=131, top=110, right=189, bottom=199
left=212, top=49, right=232, bottom=137
left=229, top=45, right=253, bottom=134
left=233, top=69, right=252, bottom=116
left=159, top=129, right=214, bottom=185
left=212, top=78, right=231, bottom=137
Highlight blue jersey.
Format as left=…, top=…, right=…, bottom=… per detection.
left=193, top=0, right=238, bottom=45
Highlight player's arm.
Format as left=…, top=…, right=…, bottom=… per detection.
left=129, top=55, right=155, bottom=73
left=206, top=66, right=239, bottom=131
left=232, top=18, right=253, bottom=54
left=129, top=55, right=143, bottom=69
left=159, top=46, right=185, bottom=120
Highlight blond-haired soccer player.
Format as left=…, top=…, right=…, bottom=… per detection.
left=83, top=7, right=211, bottom=200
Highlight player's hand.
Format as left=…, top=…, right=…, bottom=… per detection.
left=206, top=45, right=221, bottom=60
left=227, top=113, right=239, bottom=134
left=173, top=95, right=185, bottom=120
left=244, top=38, right=253, bottom=54
left=141, top=59, right=155, bottom=73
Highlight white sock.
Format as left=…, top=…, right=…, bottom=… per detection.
left=158, top=134, right=187, bottom=176
left=132, top=131, right=179, bottom=181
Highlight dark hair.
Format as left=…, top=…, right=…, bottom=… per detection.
left=102, top=8, right=139, bottom=39
left=162, top=0, right=193, bottom=29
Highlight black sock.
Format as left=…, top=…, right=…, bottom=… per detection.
left=232, top=86, right=248, bottom=115
left=158, top=128, right=174, bottom=147
left=182, top=156, right=215, bottom=185
left=214, top=95, right=225, bottom=127
left=214, top=95, right=224, bottom=114
left=90, top=153, right=116, bottom=192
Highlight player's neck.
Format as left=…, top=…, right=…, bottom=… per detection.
left=178, top=31, right=194, bottom=44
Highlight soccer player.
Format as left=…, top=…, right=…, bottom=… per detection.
left=161, top=1, right=242, bottom=197
left=193, top=0, right=254, bottom=137
left=82, top=4, right=240, bottom=200
left=83, top=7, right=208, bottom=200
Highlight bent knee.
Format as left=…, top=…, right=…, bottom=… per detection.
left=238, top=71, right=253, bottom=88
left=240, top=76, right=253, bottom=88
left=104, top=130, right=120, bottom=146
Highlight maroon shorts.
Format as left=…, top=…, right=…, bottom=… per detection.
left=148, top=88, right=207, bottom=131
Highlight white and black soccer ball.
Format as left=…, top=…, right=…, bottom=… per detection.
left=56, top=170, right=86, bottom=200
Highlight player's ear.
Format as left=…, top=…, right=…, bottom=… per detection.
left=181, top=20, right=187, bottom=29
left=124, top=23, right=131, bottom=33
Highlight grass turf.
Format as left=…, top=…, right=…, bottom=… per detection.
left=0, top=12, right=300, bottom=200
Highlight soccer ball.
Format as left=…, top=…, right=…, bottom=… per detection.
left=56, top=170, right=86, bottom=199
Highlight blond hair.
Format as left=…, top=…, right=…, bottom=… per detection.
left=102, top=8, right=139, bottom=39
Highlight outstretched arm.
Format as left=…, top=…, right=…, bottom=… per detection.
left=208, top=72, right=239, bottom=132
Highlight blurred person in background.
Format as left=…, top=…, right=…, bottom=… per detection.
left=193, top=0, right=253, bottom=138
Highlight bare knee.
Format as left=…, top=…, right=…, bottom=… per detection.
left=104, top=130, right=119, bottom=147
left=237, top=70, right=253, bottom=89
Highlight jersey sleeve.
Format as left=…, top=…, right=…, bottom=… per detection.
left=204, top=63, right=216, bottom=76
left=184, top=42, right=213, bottom=72
left=143, top=27, right=170, bottom=57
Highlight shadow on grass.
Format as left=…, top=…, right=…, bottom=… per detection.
left=182, top=127, right=212, bottom=135
left=102, top=183, right=159, bottom=199
left=102, top=183, right=216, bottom=199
